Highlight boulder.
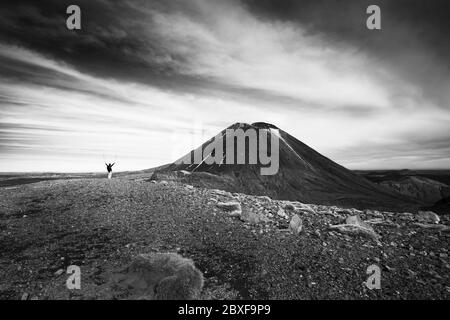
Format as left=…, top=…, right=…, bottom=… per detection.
left=283, top=203, right=296, bottom=211
left=113, top=253, right=204, bottom=300
left=289, top=214, right=303, bottom=235
left=329, top=215, right=380, bottom=241
left=329, top=224, right=380, bottom=241
left=346, top=215, right=372, bottom=229
left=295, top=203, right=316, bottom=215
left=216, top=202, right=242, bottom=217
left=282, top=202, right=315, bottom=214
left=417, top=211, right=440, bottom=224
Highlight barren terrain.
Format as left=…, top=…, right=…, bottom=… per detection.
left=0, top=175, right=449, bottom=300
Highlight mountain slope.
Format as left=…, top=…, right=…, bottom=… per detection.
left=424, top=196, right=450, bottom=215
left=155, top=122, right=420, bottom=212
left=378, top=176, right=450, bottom=205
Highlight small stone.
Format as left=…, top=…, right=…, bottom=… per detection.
left=277, top=208, right=289, bottom=219
left=407, top=269, right=417, bottom=277
left=21, top=293, right=29, bottom=300
left=384, top=265, right=395, bottom=272
left=54, top=269, right=64, bottom=276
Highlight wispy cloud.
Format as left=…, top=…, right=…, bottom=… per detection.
left=0, top=0, right=449, bottom=171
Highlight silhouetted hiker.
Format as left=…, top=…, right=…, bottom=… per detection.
left=105, top=162, right=115, bottom=179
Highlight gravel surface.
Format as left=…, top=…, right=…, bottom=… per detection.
left=0, top=176, right=449, bottom=300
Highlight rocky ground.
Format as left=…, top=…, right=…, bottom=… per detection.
left=0, top=175, right=449, bottom=300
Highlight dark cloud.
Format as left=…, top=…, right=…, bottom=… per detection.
left=243, top=0, right=450, bottom=59
left=2, top=0, right=449, bottom=107
left=0, top=0, right=193, bottom=91
left=242, top=0, right=450, bottom=108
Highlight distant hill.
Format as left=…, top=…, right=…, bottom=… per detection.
left=153, top=122, right=420, bottom=212
left=357, top=170, right=450, bottom=206
left=378, top=176, right=450, bottom=205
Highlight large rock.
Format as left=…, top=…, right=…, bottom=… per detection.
left=295, top=203, right=316, bottom=215
left=289, top=214, right=303, bottom=235
left=329, top=215, right=380, bottom=241
left=216, top=201, right=242, bottom=217
left=416, top=211, right=440, bottom=224
left=113, top=253, right=204, bottom=300
left=283, top=202, right=315, bottom=215
left=283, top=203, right=296, bottom=211
left=346, top=215, right=372, bottom=229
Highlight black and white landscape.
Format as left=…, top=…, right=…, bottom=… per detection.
left=0, top=0, right=449, bottom=300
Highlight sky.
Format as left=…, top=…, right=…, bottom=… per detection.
left=0, top=0, right=449, bottom=172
